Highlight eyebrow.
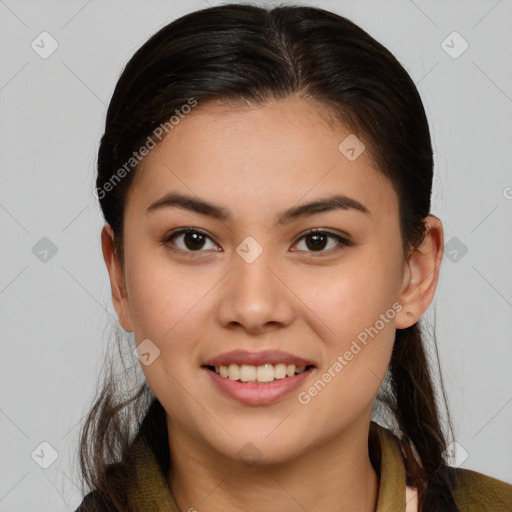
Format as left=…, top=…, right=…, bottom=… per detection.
left=146, top=192, right=370, bottom=223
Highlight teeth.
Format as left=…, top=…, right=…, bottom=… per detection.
left=214, top=363, right=310, bottom=383
left=228, top=363, right=240, bottom=381
left=256, top=364, right=274, bottom=383
left=240, top=365, right=256, bottom=382
left=274, top=363, right=287, bottom=379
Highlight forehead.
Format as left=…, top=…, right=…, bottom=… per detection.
left=126, top=96, right=397, bottom=220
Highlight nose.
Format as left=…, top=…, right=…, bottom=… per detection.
left=215, top=245, right=296, bottom=334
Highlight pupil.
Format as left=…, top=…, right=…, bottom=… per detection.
left=306, top=233, right=327, bottom=251
left=185, top=232, right=205, bottom=250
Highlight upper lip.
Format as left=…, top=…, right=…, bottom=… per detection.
left=202, top=350, right=316, bottom=368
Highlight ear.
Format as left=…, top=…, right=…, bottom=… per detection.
left=101, top=225, right=134, bottom=332
left=395, top=215, right=444, bottom=329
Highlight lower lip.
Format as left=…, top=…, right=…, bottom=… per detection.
left=203, top=367, right=315, bottom=405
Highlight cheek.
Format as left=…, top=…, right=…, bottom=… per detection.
left=296, top=246, right=401, bottom=403
left=298, top=289, right=397, bottom=430
left=301, top=249, right=403, bottom=344
left=122, top=246, right=214, bottom=398
left=123, top=253, right=211, bottom=416
left=124, top=240, right=203, bottom=338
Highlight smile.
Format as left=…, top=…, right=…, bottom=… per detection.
left=205, top=363, right=313, bottom=383
left=202, top=364, right=316, bottom=405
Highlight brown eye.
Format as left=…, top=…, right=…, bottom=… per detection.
left=292, top=229, right=351, bottom=254
left=182, top=232, right=206, bottom=250
left=305, top=232, right=329, bottom=251
left=163, top=228, right=219, bottom=253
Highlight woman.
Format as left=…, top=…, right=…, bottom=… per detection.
left=76, top=3, right=512, bottom=511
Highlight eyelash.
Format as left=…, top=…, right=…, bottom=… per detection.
left=161, top=227, right=352, bottom=256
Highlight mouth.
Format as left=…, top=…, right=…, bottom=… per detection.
left=202, top=363, right=316, bottom=384
left=201, top=350, right=317, bottom=404
left=201, top=350, right=317, bottom=405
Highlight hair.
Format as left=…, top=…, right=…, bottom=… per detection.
left=79, top=3, right=459, bottom=510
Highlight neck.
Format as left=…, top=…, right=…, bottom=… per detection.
left=166, top=418, right=379, bottom=512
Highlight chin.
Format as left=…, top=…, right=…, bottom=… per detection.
left=206, top=430, right=307, bottom=467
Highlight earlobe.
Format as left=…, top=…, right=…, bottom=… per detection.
left=101, top=225, right=134, bottom=332
left=395, top=216, right=444, bottom=329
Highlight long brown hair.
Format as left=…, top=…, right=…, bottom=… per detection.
left=80, top=3, right=458, bottom=510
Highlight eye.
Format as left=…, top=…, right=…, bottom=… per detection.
left=162, top=227, right=352, bottom=256
left=291, top=229, right=351, bottom=254
left=162, top=228, right=220, bottom=253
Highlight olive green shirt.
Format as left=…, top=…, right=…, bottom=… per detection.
left=77, top=421, right=512, bottom=511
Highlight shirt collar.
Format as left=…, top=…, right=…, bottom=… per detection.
left=128, top=421, right=407, bottom=512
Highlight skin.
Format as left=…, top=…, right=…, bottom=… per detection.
left=102, top=96, right=443, bottom=512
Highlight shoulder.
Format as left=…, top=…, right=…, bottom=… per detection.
left=74, top=490, right=118, bottom=512
left=447, top=466, right=512, bottom=511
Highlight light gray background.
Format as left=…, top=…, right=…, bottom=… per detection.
left=1, top=0, right=511, bottom=510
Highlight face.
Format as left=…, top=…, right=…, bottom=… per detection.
left=107, top=96, right=420, bottom=465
